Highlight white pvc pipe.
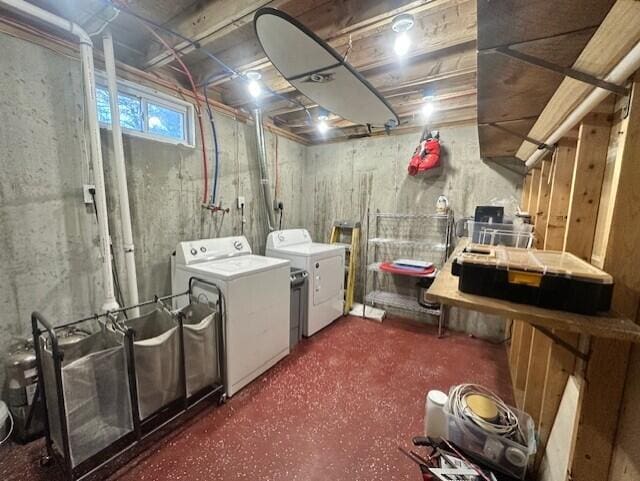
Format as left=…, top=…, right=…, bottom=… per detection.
left=103, top=29, right=140, bottom=317
left=1, top=0, right=119, bottom=311
left=526, top=41, right=640, bottom=169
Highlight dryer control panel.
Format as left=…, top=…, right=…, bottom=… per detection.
left=175, top=236, right=252, bottom=266
left=266, top=229, right=311, bottom=249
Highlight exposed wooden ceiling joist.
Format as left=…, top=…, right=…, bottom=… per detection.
left=263, top=43, right=476, bottom=117
left=515, top=0, right=640, bottom=161
left=475, top=0, right=619, bottom=160
left=143, top=0, right=285, bottom=70
left=312, top=105, right=477, bottom=143
left=289, top=89, right=476, bottom=134
left=7, top=0, right=481, bottom=144
left=188, top=0, right=456, bottom=86
left=217, top=0, right=476, bottom=108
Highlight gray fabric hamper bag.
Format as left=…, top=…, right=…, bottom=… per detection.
left=123, top=309, right=181, bottom=420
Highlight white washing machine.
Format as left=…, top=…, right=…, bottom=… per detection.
left=172, top=236, right=290, bottom=397
left=266, top=229, right=345, bottom=337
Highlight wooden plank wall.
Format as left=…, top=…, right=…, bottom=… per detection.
left=603, top=79, right=640, bottom=481
left=570, top=82, right=639, bottom=481
left=505, top=91, right=634, bottom=479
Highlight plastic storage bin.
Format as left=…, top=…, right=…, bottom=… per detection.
left=444, top=404, right=536, bottom=479
left=40, top=326, right=134, bottom=468
left=452, top=244, right=614, bottom=314
left=467, top=221, right=534, bottom=248
left=178, top=303, right=219, bottom=397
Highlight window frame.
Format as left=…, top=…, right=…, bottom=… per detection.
left=95, top=72, right=196, bottom=148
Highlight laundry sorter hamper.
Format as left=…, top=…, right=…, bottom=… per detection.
left=177, top=302, right=220, bottom=397
left=117, top=308, right=183, bottom=420
left=33, top=314, right=135, bottom=477
left=32, top=278, right=225, bottom=481
left=114, top=301, right=221, bottom=420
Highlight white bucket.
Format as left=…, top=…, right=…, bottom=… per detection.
left=424, top=390, right=448, bottom=439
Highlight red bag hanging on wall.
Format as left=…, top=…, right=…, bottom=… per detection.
left=408, top=129, right=441, bottom=176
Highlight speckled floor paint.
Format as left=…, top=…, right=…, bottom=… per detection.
left=0, top=316, right=513, bottom=481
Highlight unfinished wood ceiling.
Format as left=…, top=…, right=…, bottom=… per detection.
left=476, top=0, right=617, bottom=162
left=17, top=0, right=478, bottom=144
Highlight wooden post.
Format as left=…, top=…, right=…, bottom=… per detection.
left=563, top=112, right=611, bottom=260
left=513, top=166, right=545, bottom=408
left=521, top=172, right=532, bottom=209
left=509, top=321, right=523, bottom=380
left=523, top=158, right=552, bottom=424
left=535, top=139, right=579, bottom=461
left=523, top=328, right=551, bottom=425
left=544, top=141, right=577, bottom=250
left=528, top=168, right=541, bottom=223
left=513, top=323, right=532, bottom=409
left=508, top=172, right=534, bottom=385
left=534, top=159, right=552, bottom=248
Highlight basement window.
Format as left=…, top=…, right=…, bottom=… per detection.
left=95, top=74, right=195, bottom=147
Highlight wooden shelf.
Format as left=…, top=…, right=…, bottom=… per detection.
left=427, top=239, right=640, bottom=343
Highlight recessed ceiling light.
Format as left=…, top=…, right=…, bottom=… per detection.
left=391, top=14, right=414, bottom=57
left=246, top=71, right=263, bottom=98
left=391, top=14, right=415, bottom=33
left=317, top=112, right=330, bottom=134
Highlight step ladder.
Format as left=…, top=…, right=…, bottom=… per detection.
left=330, top=220, right=361, bottom=315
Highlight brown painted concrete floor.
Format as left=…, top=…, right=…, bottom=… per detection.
left=0, top=316, right=513, bottom=481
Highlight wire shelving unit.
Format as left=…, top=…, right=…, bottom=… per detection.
left=362, top=210, right=454, bottom=334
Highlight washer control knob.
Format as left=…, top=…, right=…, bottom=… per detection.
left=200, top=246, right=207, bottom=253
left=190, top=248, right=197, bottom=256
left=233, top=240, right=243, bottom=250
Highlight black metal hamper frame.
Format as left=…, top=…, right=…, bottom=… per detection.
left=31, top=277, right=226, bottom=481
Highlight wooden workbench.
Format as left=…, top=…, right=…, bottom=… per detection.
left=426, top=238, right=640, bottom=343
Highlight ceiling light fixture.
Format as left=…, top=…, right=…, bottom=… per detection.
left=392, top=14, right=414, bottom=57
left=246, top=71, right=263, bottom=99
left=422, top=91, right=436, bottom=119
left=422, top=101, right=434, bottom=118
left=317, top=113, right=330, bottom=134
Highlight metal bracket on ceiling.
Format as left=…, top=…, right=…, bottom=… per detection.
left=286, top=63, right=342, bottom=82
left=482, top=46, right=629, bottom=96
left=481, top=122, right=553, bottom=151
left=533, top=325, right=590, bottom=362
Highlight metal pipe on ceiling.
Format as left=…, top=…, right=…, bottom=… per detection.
left=525, top=41, right=640, bottom=169
left=0, top=0, right=119, bottom=311
left=254, top=108, right=276, bottom=232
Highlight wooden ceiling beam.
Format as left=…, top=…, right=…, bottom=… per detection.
left=267, top=68, right=475, bottom=121
left=261, top=43, right=476, bottom=117
left=190, top=0, right=459, bottom=87
left=219, top=1, right=476, bottom=108
left=289, top=91, right=477, bottom=133
left=308, top=105, right=477, bottom=142
left=516, top=0, right=640, bottom=160
left=143, top=0, right=290, bottom=70
left=275, top=79, right=477, bottom=128
left=195, top=0, right=476, bottom=93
